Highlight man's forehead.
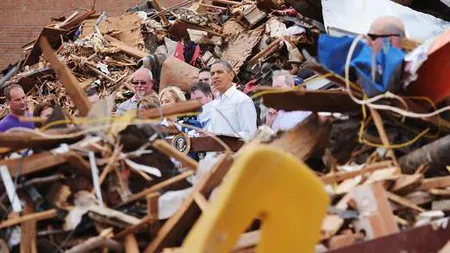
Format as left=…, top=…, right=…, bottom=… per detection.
left=199, top=71, right=211, bottom=77
left=211, top=63, right=227, bottom=72
left=132, top=69, right=152, bottom=80
left=10, top=87, right=25, bottom=97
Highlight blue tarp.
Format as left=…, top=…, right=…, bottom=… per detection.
left=318, top=35, right=405, bottom=97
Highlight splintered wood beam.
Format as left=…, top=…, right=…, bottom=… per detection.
left=40, top=37, right=92, bottom=116
left=144, top=154, right=233, bottom=253
left=1, top=152, right=67, bottom=177
left=115, top=215, right=156, bottom=239
left=0, top=129, right=81, bottom=149
left=418, top=176, right=450, bottom=190
left=21, top=198, right=37, bottom=253
left=140, top=100, right=202, bottom=119
left=259, top=88, right=359, bottom=113
left=387, top=192, right=426, bottom=213
left=117, top=170, right=194, bottom=207
left=0, top=209, right=57, bottom=229
left=104, top=35, right=148, bottom=59
left=147, top=192, right=160, bottom=236
left=152, top=139, right=198, bottom=171
left=321, top=161, right=394, bottom=184
left=369, top=108, right=398, bottom=166
left=152, top=0, right=170, bottom=26
left=124, top=234, right=140, bottom=253
left=352, top=183, right=399, bottom=239
left=65, top=235, right=123, bottom=253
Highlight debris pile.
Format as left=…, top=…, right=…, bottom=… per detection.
left=0, top=0, right=450, bottom=252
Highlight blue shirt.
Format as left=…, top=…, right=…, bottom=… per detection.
left=0, top=113, right=35, bottom=132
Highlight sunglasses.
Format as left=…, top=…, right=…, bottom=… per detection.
left=367, top=33, right=401, bottom=40
left=131, top=80, right=150, bottom=86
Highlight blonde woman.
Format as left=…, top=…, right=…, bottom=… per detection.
left=159, top=86, right=186, bottom=106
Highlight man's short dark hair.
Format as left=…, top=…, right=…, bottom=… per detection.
left=212, top=60, right=234, bottom=73
left=199, top=66, right=211, bottom=74
left=190, top=82, right=212, bottom=96
left=3, top=84, right=23, bottom=100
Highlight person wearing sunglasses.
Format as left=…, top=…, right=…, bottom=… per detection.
left=116, top=68, right=156, bottom=116
left=368, top=16, right=406, bottom=54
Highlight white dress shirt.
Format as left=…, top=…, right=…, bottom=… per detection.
left=271, top=110, right=311, bottom=132
left=206, top=86, right=257, bottom=140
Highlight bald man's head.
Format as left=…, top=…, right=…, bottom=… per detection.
left=368, top=16, right=406, bottom=53
left=369, top=16, right=406, bottom=37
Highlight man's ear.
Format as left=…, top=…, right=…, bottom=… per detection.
left=228, top=71, right=235, bottom=81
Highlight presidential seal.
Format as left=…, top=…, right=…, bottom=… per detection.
left=171, top=133, right=191, bottom=154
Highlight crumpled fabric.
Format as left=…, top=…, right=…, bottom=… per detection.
left=318, top=34, right=405, bottom=97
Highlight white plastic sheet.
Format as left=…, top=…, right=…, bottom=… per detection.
left=322, top=0, right=450, bottom=41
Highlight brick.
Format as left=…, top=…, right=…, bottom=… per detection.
left=0, top=0, right=172, bottom=70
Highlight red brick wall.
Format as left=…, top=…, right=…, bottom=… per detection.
left=0, top=0, right=182, bottom=71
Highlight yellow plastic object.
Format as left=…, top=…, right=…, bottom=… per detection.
left=181, top=145, right=329, bottom=253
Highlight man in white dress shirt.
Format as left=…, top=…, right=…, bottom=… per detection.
left=266, top=70, right=311, bottom=132
left=206, top=61, right=257, bottom=140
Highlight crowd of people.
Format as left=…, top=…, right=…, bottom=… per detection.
left=0, top=60, right=311, bottom=140
left=0, top=15, right=406, bottom=142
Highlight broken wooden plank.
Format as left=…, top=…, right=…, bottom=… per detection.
left=144, top=154, right=233, bottom=253
left=40, top=37, right=92, bottom=116
left=124, top=234, right=140, bottom=253
left=21, top=198, right=37, bottom=253
left=430, top=188, right=450, bottom=197
left=387, top=192, right=426, bottom=213
left=140, top=100, right=202, bottom=119
left=263, top=114, right=330, bottom=161
left=389, top=174, right=424, bottom=195
left=193, top=192, right=209, bottom=212
left=104, top=34, right=148, bottom=59
left=65, top=234, right=123, bottom=253
left=1, top=152, right=67, bottom=177
left=369, top=107, right=398, bottom=165
left=328, top=233, right=364, bottom=250
left=115, top=215, right=156, bottom=239
left=117, top=170, right=194, bottom=207
left=152, top=139, right=198, bottom=171
left=419, top=176, right=450, bottom=190
left=0, top=129, right=82, bottom=149
left=259, top=88, right=359, bottom=113
left=328, top=218, right=450, bottom=253
left=147, top=192, right=160, bottom=236
left=321, top=161, right=394, bottom=184
left=352, top=183, right=399, bottom=239
left=0, top=209, right=57, bottom=229
left=89, top=205, right=141, bottom=226
left=190, top=136, right=244, bottom=152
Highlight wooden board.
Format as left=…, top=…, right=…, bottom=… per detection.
left=352, top=183, right=399, bottom=239
left=40, top=37, right=92, bottom=116
left=144, top=154, right=233, bottom=253
left=419, top=176, right=450, bottom=190
left=259, top=88, right=359, bottom=113
left=140, top=100, right=202, bottom=119
left=190, top=136, right=244, bottom=152
left=1, top=152, right=67, bottom=177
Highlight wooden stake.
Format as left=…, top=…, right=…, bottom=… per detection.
left=0, top=209, right=57, bottom=229
left=40, top=37, right=92, bottom=116
left=147, top=192, right=160, bottom=236
left=124, top=234, right=140, bottom=253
